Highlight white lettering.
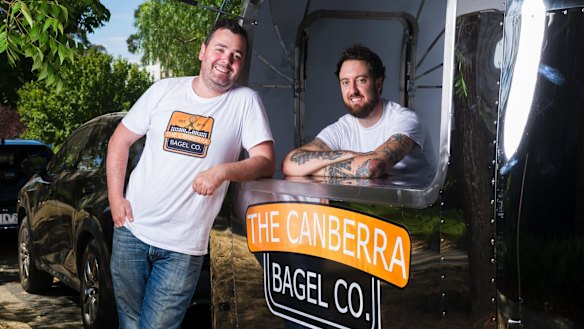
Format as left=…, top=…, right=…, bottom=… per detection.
left=287, top=210, right=299, bottom=244
left=389, top=236, right=407, bottom=279
left=343, top=219, right=355, bottom=257
left=270, top=261, right=329, bottom=308
left=334, top=279, right=348, bottom=314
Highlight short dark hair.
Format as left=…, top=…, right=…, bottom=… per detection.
left=204, top=18, right=249, bottom=51
left=335, top=44, right=386, bottom=81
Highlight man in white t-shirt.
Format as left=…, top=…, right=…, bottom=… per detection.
left=282, top=44, right=435, bottom=187
left=106, top=19, right=275, bottom=329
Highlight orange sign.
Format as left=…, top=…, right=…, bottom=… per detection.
left=163, top=111, right=214, bottom=157
left=246, top=202, right=411, bottom=288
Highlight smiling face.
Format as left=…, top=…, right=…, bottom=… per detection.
left=198, top=28, right=247, bottom=96
left=338, top=59, right=383, bottom=119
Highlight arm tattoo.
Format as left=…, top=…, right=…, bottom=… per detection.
left=325, top=159, right=354, bottom=177
left=356, top=158, right=387, bottom=178
left=311, top=138, right=329, bottom=149
left=290, top=150, right=346, bottom=165
left=380, top=133, right=411, bottom=165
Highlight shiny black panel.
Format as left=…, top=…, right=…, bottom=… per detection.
left=446, top=10, right=503, bottom=328
left=498, top=7, right=584, bottom=328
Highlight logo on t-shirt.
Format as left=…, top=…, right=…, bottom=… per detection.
left=163, top=111, right=214, bottom=157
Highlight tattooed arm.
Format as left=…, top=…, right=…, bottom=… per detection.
left=281, top=138, right=360, bottom=176
left=282, top=134, right=416, bottom=178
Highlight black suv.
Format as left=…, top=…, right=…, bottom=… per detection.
left=16, top=112, right=210, bottom=328
left=1, top=139, right=52, bottom=230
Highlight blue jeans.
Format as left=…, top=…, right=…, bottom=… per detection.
left=110, top=227, right=204, bottom=329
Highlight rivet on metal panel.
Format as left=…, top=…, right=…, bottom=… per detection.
left=219, top=302, right=231, bottom=312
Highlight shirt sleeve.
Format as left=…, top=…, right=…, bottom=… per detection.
left=316, top=116, right=352, bottom=151
left=122, top=81, right=161, bottom=136
left=241, top=92, right=274, bottom=151
left=389, top=109, right=426, bottom=151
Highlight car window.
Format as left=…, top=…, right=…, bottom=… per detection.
left=48, top=126, right=93, bottom=174
left=77, top=124, right=112, bottom=171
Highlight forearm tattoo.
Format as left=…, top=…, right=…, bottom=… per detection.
left=356, top=158, right=387, bottom=178
left=325, top=158, right=354, bottom=177
left=290, top=150, right=346, bottom=165
left=380, top=134, right=409, bottom=165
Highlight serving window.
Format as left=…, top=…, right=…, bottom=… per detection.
left=243, top=0, right=456, bottom=208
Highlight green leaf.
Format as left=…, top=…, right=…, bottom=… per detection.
left=0, top=31, right=7, bottom=53
left=36, top=46, right=44, bottom=62
left=20, top=2, right=34, bottom=27
left=55, top=79, right=64, bottom=92
left=39, top=30, right=48, bottom=44
left=46, top=70, right=56, bottom=86
left=52, top=18, right=59, bottom=35
left=29, top=24, right=40, bottom=42
left=38, top=63, right=49, bottom=80
left=43, top=19, right=52, bottom=32
left=7, top=33, right=24, bottom=47
left=11, top=2, right=21, bottom=16
left=31, top=56, right=43, bottom=71
left=58, top=5, right=68, bottom=22
left=49, top=38, right=57, bottom=55
left=57, top=43, right=66, bottom=64
left=24, top=46, right=34, bottom=57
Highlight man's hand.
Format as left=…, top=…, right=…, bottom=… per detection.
left=192, top=141, right=275, bottom=196
left=109, top=196, right=134, bottom=228
left=192, top=165, right=226, bottom=196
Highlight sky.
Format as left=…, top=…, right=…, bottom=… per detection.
left=87, top=0, right=144, bottom=64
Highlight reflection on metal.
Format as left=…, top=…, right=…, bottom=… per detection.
left=241, top=176, right=438, bottom=209
left=252, top=49, right=293, bottom=83
left=502, top=0, right=545, bottom=159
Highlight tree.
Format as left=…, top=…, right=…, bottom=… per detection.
left=0, top=105, right=26, bottom=138
left=0, top=0, right=110, bottom=91
left=17, top=49, right=152, bottom=147
left=128, top=0, right=243, bottom=76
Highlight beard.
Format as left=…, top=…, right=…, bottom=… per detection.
left=200, top=63, right=236, bottom=94
left=343, top=93, right=378, bottom=119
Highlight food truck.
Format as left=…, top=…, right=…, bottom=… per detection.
left=197, top=0, right=583, bottom=328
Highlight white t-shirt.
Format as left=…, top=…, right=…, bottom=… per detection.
left=121, top=77, right=273, bottom=255
left=316, top=99, right=436, bottom=186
